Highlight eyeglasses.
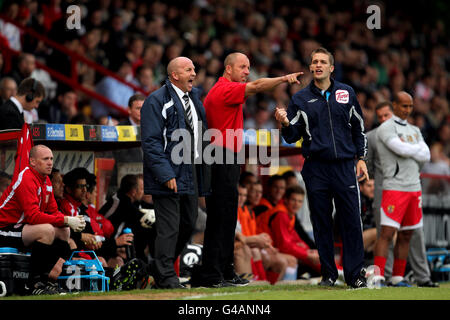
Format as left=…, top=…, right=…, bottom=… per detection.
left=75, top=184, right=87, bottom=189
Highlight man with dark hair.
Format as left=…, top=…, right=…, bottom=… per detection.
left=0, top=77, right=46, bottom=129
left=239, top=171, right=256, bottom=189
left=99, top=174, right=155, bottom=263
left=39, top=89, right=78, bottom=124
left=49, top=168, right=64, bottom=203
left=0, top=77, right=17, bottom=105
left=7, top=53, right=36, bottom=86
left=132, top=65, right=155, bottom=94
left=275, top=47, right=368, bottom=288
left=269, top=185, right=322, bottom=277
left=60, top=167, right=102, bottom=253
left=119, top=93, right=146, bottom=126
left=253, top=174, right=286, bottom=235
left=281, top=170, right=298, bottom=188
left=0, top=145, right=85, bottom=295
left=113, top=93, right=147, bottom=189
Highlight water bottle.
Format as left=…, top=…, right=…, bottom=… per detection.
left=89, top=265, right=99, bottom=292
left=122, top=227, right=136, bottom=260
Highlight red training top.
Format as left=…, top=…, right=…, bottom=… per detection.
left=0, top=167, right=65, bottom=228
left=269, top=209, right=310, bottom=261
left=204, top=77, right=247, bottom=152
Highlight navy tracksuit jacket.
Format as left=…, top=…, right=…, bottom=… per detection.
left=281, top=79, right=367, bottom=284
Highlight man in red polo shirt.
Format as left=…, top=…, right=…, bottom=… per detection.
left=191, top=52, right=303, bottom=288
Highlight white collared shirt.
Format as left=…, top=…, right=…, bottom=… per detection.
left=171, top=83, right=200, bottom=160
left=10, top=96, right=24, bottom=114
left=128, top=117, right=139, bottom=126
left=10, top=96, right=37, bottom=124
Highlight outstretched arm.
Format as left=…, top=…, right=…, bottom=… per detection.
left=245, top=72, right=303, bottom=97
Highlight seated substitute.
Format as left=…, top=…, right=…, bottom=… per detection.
left=0, top=145, right=85, bottom=295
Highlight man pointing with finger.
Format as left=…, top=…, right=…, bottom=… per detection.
left=191, top=52, right=304, bottom=288
left=275, top=47, right=368, bottom=288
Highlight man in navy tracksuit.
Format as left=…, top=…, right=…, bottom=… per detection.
left=275, top=47, right=369, bottom=288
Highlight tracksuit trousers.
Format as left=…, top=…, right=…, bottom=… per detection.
left=301, top=158, right=365, bottom=285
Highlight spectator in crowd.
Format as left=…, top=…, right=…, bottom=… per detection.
left=0, top=76, right=17, bottom=105
left=0, top=77, right=45, bottom=129
left=244, top=105, right=276, bottom=130
left=421, top=141, right=450, bottom=194
left=131, top=65, right=156, bottom=95
left=90, top=56, right=134, bottom=120
left=428, top=141, right=450, bottom=173
left=7, top=53, right=36, bottom=86
left=275, top=47, right=368, bottom=288
left=141, top=56, right=210, bottom=289
left=99, top=174, right=155, bottom=264
left=191, top=51, right=302, bottom=289
left=0, top=2, right=22, bottom=51
left=374, top=91, right=436, bottom=287
left=0, top=145, right=85, bottom=295
left=269, top=186, right=321, bottom=277
left=0, top=170, right=11, bottom=197
left=39, top=89, right=78, bottom=124
left=0, top=0, right=446, bottom=144
left=119, top=93, right=145, bottom=126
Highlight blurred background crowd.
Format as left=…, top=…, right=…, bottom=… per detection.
left=0, top=0, right=448, bottom=161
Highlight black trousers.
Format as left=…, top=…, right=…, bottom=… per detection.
left=153, top=190, right=198, bottom=288
left=200, top=156, right=240, bottom=283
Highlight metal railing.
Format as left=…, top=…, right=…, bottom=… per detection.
left=0, top=14, right=148, bottom=117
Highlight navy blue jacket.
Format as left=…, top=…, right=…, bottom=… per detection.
left=281, top=79, right=367, bottom=161
left=141, top=79, right=211, bottom=196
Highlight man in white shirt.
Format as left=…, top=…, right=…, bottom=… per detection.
left=0, top=78, right=45, bottom=130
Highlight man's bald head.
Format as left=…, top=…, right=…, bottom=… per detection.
left=223, top=52, right=250, bottom=83
left=393, top=91, right=414, bottom=120
left=167, top=56, right=196, bottom=92
left=30, top=144, right=51, bottom=159
left=393, top=91, right=413, bottom=104
left=224, top=52, right=247, bottom=68
left=29, top=144, right=54, bottom=176
left=167, top=57, right=192, bottom=80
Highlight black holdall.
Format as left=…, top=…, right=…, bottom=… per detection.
left=0, top=248, right=31, bottom=296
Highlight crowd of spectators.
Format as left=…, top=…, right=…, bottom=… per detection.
left=0, top=0, right=447, bottom=156
left=0, top=0, right=448, bottom=293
